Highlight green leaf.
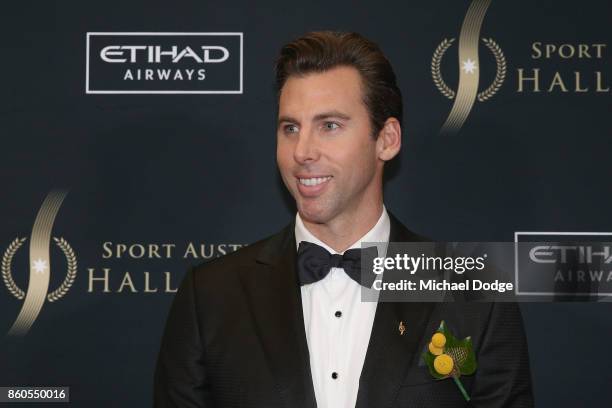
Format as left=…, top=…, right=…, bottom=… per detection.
left=457, top=336, right=477, bottom=375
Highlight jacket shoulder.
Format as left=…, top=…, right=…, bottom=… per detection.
left=388, top=210, right=431, bottom=242
left=191, top=223, right=291, bottom=277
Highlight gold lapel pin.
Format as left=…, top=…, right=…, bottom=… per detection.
left=398, top=321, right=406, bottom=336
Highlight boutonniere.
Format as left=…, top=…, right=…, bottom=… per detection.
left=422, top=320, right=477, bottom=402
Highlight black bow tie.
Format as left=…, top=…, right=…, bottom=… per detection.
left=297, top=241, right=379, bottom=287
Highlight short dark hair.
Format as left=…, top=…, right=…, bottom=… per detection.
left=275, top=31, right=403, bottom=137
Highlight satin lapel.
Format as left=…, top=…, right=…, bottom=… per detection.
left=356, top=301, right=435, bottom=408
left=356, top=212, right=435, bottom=408
left=238, top=226, right=316, bottom=408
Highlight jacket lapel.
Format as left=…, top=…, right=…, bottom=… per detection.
left=238, top=224, right=317, bottom=408
left=356, top=302, right=435, bottom=408
left=356, top=212, right=435, bottom=408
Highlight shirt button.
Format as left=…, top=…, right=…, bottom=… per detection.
left=334, top=310, right=342, bottom=318
left=331, top=372, right=338, bottom=379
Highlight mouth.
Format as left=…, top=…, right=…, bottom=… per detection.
left=297, top=176, right=332, bottom=186
left=295, top=175, right=333, bottom=197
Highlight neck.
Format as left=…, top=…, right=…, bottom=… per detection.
left=301, top=199, right=384, bottom=253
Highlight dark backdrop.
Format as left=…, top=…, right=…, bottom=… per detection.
left=0, top=0, right=610, bottom=406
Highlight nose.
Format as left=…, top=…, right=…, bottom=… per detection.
left=293, top=130, right=320, bottom=164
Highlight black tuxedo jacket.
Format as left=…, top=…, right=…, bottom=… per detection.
left=154, top=213, right=533, bottom=407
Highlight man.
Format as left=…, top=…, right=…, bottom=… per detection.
left=154, top=31, right=533, bottom=407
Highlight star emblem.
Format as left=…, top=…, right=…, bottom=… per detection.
left=461, top=59, right=478, bottom=74
left=33, top=259, right=48, bottom=274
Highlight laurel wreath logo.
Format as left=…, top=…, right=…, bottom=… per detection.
left=2, top=237, right=77, bottom=302
left=431, top=37, right=506, bottom=102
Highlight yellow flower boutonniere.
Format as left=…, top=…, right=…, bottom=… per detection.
left=422, top=320, right=477, bottom=401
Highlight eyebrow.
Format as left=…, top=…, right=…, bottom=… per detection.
left=277, top=110, right=351, bottom=126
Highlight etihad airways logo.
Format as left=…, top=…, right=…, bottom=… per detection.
left=86, top=32, right=243, bottom=94
left=515, top=232, right=612, bottom=297
left=99, top=45, right=230, bottom=64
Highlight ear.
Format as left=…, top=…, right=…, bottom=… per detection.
left=376, top=117, right=401, bottom=161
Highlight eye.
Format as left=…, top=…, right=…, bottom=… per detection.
left=323, top=122, right=340, bottom=131
left=283, top=124, right=299, bottom=134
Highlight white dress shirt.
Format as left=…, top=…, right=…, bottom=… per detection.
left=295, top=207, right=390, bottom=408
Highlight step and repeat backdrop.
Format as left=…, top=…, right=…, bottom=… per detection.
left=1, top=0, right=610, bottom=406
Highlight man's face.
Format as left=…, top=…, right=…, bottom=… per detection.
left=276, top=66, right=383, bottom=225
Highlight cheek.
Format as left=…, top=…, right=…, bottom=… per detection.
left=336, top=140, right=377, bottom=177
left=276, top=142, right=294, bottom=176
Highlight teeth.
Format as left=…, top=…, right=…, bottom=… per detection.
left=299, top=176, right=332, bottom=186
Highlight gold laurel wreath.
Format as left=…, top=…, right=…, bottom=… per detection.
left=2, top=238, right=27, bottom=299
left=47, top=237, right=77, bottom=302
left=1, top=237, right=77, bottom=302
left=431, top=37, right=506, bottom=101
left=477, top=38, right=507, bottom=102
left=431, top=38, right=457, bottom=99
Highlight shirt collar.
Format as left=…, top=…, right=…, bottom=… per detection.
left=294, top=206, right=391, bottom=255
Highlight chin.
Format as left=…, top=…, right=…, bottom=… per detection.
left=297, top=200, right=336, bottom=225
